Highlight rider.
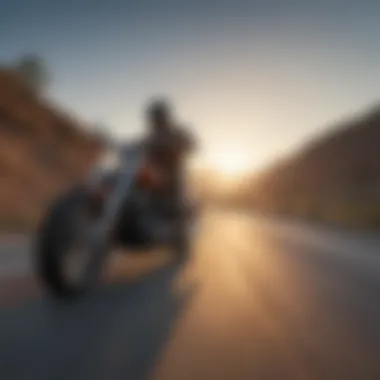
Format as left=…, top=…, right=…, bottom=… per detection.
left=143, top=98, right=196, bottom=222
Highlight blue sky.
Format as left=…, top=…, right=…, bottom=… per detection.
left=1, top=0, right=380, bottom=171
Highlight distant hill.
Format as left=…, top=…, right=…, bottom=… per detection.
left=0, top=68, right=103, bottom=231
left=250, top=105, right=380, bottom=229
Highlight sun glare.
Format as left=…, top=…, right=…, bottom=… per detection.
left=210, top=150, right=251, bottom=176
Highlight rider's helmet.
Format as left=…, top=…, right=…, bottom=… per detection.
left=146, top=98, right=172, bottom=127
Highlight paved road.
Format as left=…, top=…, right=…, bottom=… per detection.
left=1, top=210, right=380, bottom=380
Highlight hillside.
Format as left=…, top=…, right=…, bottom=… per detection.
left=0, top=68, right=103, bottom=231
left=250, top=105, right=380, bottom=229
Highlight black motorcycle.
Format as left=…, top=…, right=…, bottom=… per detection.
left=35, top=141, right=198, bottom=298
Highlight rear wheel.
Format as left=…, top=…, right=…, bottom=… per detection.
left=170, top=219, right=193, bottom=263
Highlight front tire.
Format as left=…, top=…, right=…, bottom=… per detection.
left=35, top=187, right=89, bottom=298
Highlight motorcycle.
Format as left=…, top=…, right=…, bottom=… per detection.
left=35, top=140, right=198, bottom=298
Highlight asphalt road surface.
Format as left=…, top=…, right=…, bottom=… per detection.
left=1, top=210, right=380, bottom=380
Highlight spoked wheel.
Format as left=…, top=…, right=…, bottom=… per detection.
left=35, top=188, right=100, bottom=298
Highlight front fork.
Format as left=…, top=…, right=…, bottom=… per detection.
left=81, top=154, right=142, bottom=287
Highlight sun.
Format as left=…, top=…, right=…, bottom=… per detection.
left=209, top=150, right=251, bottom=176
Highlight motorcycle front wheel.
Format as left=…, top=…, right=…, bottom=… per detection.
left=35, top=187, right=99, bottom=298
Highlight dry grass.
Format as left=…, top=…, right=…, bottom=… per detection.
left=249, top=105, right=380, bottom=230
left=0, top=68, right=104, bottom=231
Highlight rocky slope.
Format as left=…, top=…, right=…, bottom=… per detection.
left=250, top=105, right=380, bottom=228
left=0, top=68, right=103, bottom=231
